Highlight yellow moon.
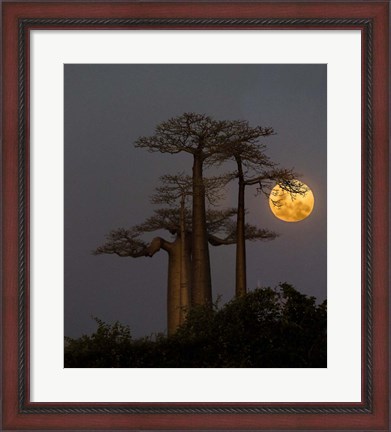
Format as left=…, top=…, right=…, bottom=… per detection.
left=269, top=181, right=314, bottom=222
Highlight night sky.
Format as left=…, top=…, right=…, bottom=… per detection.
left=64, top=64, right=327, bottom=339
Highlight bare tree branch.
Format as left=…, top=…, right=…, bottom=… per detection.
left=135, top=112, right=241, bottom=156
left=93, top=229, right=148, bottom=257
left=208, top=223, right=278, bottom=246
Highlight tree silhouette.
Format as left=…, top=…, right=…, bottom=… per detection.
left=95, top=169, right=277, bottom=335
left=135, top=113, right=252, bottom=306
left=135, top=113, right=306, bottom=301
left=213, top=120, right=307, bottom=297
left=150, top=172, right=231, bottom=307
left=94, top=208, right=189, bottom=335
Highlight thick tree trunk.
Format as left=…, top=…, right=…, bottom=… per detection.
left=166, top=239, right=182, bottom=335
left=146, top=237, right=182, bottom=336
left=179, top=196, right=191, bottom=324
left=236, top=159, right=247, bottom=297
left=191, top=155, right=212, bottom=306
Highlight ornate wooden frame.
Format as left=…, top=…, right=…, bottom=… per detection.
left=2, top=1, right=389, bottom=430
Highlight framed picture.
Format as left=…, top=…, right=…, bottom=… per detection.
left=2, top=1, right=389, bottom=430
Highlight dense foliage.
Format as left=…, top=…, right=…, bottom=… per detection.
left=65, top=284, right=326, bottom=368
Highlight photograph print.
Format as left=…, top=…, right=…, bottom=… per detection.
left=64, top=64, right=327, bottom=368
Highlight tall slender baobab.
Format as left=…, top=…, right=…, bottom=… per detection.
left=151, top=175, right=193, bottom=315
left=215, top=120, right=307, bottom=297
left=135, top=113, right=247, bottom=306
left=152, top=173, right=230, bottom=307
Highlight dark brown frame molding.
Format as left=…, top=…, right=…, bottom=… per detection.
left=2, top=1, right=389, bottom=430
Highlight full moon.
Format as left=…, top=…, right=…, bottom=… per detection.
left=269, top=181, right=314, bottom=222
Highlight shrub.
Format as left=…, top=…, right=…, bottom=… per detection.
left=65, top=284, right=327, bottom=368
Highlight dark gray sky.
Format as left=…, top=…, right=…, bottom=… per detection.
left=64, top=64, right=327, bottom=339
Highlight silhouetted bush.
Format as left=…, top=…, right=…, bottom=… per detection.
left=65, top=283, right=326, bottom=368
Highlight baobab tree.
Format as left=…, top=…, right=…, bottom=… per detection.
left=94, top=209, right=190, bottom=335
left=94, top=173, right=240, bottom=335
left=151, top=175, right=193, bottom=316
left=135, top=113, right=250, bottom=306
left=211, top=120, right=307, bottom=297
left=135, top=113, right=305, bottom=303
left=151, top=173, right=231, bottom=306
